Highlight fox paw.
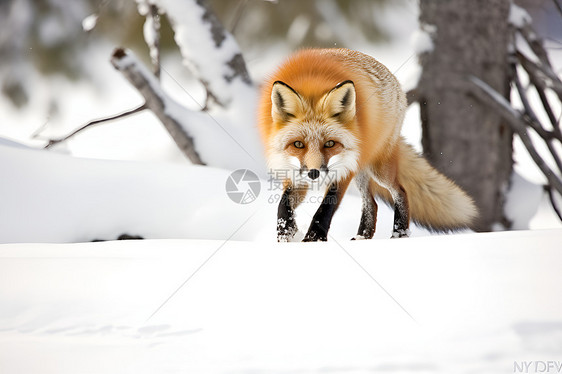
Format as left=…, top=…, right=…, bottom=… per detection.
left=391, top=229, right=410, bottom=239
left=302, top=231, right=327, bottom=242
left=302, top=236, right=327, bottom=242
left=351, top=235, right=366, bottom=241
left=277, top=218, right=297, bottom=242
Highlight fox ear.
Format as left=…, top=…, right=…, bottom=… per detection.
left=271, top=81, right=303, bottom=123
left=322, top=80, right=356, bottom=122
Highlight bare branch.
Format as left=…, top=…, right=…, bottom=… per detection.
left=469, top=75, right=562, bottom=196
left=526, top=67, right=561, bottom=133
left=518, top=23, right=554, bottom=71
left=545, top=184, right=562, bottom=221
left=517, top=51, right=562, bottom=104
left=517, top=51, right=562, bottom=145
left=44, top=104, right=147, bottom=149
left=512, top=66, right=562, bottom=174
left=111, top=48, right=205, bottom=165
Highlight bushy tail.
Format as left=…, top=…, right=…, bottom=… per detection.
left=395, top=139, right=478, bottom=232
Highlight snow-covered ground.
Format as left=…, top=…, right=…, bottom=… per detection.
left=1, top=229, right=561, bottom=373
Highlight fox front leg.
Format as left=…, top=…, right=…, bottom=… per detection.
left=277, top=186, right=305, bottom=242
left=303, top=177, right=351, bottom=242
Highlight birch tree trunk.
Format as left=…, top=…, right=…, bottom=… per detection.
left=417, top=0, right=513, bottom=231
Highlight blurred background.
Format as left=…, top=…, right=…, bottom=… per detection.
left=0, top=0, right=422, bottom=161
left=0, top=0, right=560, bottom=163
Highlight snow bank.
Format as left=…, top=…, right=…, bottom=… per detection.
left=0, top=141, right=268, bottom=243
left=0, top=141, right=437, bottom=244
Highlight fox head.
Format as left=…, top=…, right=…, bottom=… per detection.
left=266, top=80, right=360, bottom=187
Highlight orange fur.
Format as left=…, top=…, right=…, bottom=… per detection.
left=259, top=48, right=478, bottom=233
left=259, top=48, right=402, bottom=169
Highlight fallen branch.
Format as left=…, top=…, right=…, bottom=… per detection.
left=43, top=104, right=146, bottom=149
left=111, top=48, right=204, bottom=165
left=469, top=75, right=562, bottom=196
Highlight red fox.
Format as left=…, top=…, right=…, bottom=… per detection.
left=258, top=48, right=478, bottom=242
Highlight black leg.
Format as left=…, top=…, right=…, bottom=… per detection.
left=391, top=185, right=410, bottom=238
left=277, top=186, right=299, bottom=242
left=353, top=174, right=377, bottom=240
left=303, top=184, right=340, bottom=242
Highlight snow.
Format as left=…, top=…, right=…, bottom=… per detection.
left=143, top=14, right=159, bottom=66
left=137, top=0, right=160, bottom=68
left=81, top=14, right=98, bottom=32
left=111, top=49, right=266, bottom=174
left=505, top=172, right=543, bottom=230
left=1, top=229, right=562, bottom=373
left=162, top=85, right=266, bottom=174
left=509, top=3, right=532, bottom=28
left=0, top=142, right=267, bottom=243
left=411, top=24, right=436, bottom=55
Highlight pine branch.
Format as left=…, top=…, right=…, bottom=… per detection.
left=43, top=104, right=147, bottom=149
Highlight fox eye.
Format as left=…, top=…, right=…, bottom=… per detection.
left=324, top=140, right=336, bottom=148
left=293, top=141, right=305, bottom=149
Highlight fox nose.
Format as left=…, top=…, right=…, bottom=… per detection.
left=308, top=169, right=320, bottom=180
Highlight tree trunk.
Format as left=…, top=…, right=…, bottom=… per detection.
left=417, top=0, right=513, bottom=231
